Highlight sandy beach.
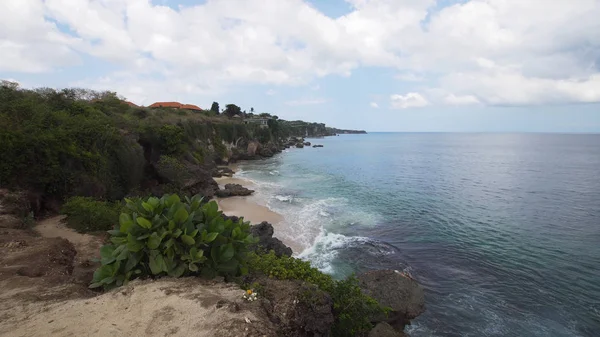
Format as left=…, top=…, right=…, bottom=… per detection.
left=215, top=172, right=303, bottom=253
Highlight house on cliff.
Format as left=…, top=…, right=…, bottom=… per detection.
left=148, top=101, right=202, bottom=112
left=243, top=117, right=270, bottom=128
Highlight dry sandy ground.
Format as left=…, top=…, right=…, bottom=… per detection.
left=34, top=215, right=103, bottom=263
left=0, top=278, right=276, bottom=337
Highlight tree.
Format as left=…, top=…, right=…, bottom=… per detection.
left=224, top=104, right=242, bottom=118
left=250, top=107, right=254, bottom=113
left=210, top=102, right=220, bottom=114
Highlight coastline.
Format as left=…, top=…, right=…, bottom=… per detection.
left=214, top=172, right=303, bottom=254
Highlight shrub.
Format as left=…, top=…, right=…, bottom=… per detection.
left=90, top=194, right=256, bottom=290
left=248, top=251, right=386, bottom=337
left=61, top=197, right=122, bottom=233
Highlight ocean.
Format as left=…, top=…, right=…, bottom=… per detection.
left=234, top=133, right=600, bottom=337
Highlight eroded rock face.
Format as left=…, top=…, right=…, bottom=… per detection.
left=304, top=142, right=311, bottom=146
left=357, top=270, right=425, bottom=331
left=295, top=143, right=304, bottom=148
left=247, top=141, right=260, bottom=156
left=249, top=221, right=293, bottom=257
left=216, top=184, right=255, bottom=198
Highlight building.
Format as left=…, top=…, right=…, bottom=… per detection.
left=243, top=117, right=269, bottom=128
left=148, top=101, right=202, bottom=112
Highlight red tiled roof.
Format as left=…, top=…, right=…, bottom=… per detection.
left=124, top=101, right=139, bottom=108
left=149, top=101, right=183, bottom=108
left=181, top=104, right=202, bottom=111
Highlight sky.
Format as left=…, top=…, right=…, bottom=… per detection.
left=1, top=0, right=599, bottom=132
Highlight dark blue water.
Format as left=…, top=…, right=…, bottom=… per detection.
left=237, top=133, right=600, bottom=336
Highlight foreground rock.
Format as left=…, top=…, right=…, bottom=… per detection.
left=212, top=166, right=235, bottom=178
left=357, top=270, right=425, bottom=331
left=369, top=322, right=407, bottom=337
left=249, top=221, right=293, bottom=257
left=216, top=184, right=255, bottom=198
left=257, top=276, right=334, bottom=336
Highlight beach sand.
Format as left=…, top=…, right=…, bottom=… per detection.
left=215, top=174, right=302, bottom=253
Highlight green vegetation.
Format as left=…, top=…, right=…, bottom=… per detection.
left=61, top=197, right=123, bottom=233
left=91, top=194, right=256, bottom=290
left=248, top=251, right=386, bottom=337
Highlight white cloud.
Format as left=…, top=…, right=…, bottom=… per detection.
left=370, top=102, right=379, bottom=108
left=1, top=0, right=599, bottom=106
left=285, top=98, right=328, bottom=106
left=390, top=93, right=429, bottom=109
left=444, top=94, right=480, bottom=105
left=395, top=73, right=425, bottom=82
left=266, top=89, right=276, bottom=96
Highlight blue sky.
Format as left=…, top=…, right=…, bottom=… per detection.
left=1, top=0, right=599, bottom=132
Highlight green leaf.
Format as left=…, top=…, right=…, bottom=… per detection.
left=181, top=235, right=195, bottom=246
left=107, top=229, right=121, bottom=236
left=119, top=214, right=134, bottom=233
left=200, top=266, right=217, bottom=279
left=188, top=262, right=199, bottom=272
left=232, top=227, right=241, bottom=240
left=125, top=253, right=140, bottom=272
left=142, top=202, right=154, bottom=212
left=174, top=207, right=189, bottom=224
left=126, top=234, right=144, bottom=252
left=136, top=217, right=152, bottom=229
left=168, top=263, right=186, bottom=278
left=216, top=258, right=239, bottom=273
left=147, top=233, right=162, bottom=249
left=110, top=236, right=127, bottom=245
left=164, top=238, right=175, bottom=249
left=168, top=220, right=176, bottom=231
left=219, top=243, right=235, bottom=262
left=119, top=213, right=132, bottom=226
left=147, top=197, right=160, bottom=208
left=89, top=282, right=104, bottom=289
left=166, top=194, right=180, bottom=207
left=173, top=229, right=182, bottom=238
left=149, top=253, right=165, bottom=275
left=205, top=232, right=219, bottom=243
left=190, top=229, right=198, bottom=238
left=92, top=265, right=113, bottom=283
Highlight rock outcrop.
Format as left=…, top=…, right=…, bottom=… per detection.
left=369, top=322, right=407, bottom=337
left=249, top=221, right=293, bottom=257
left=153, top=159, right=218, bottom=198
left=216, top=184, right=255, bottom=198
left=357, top=270, right=425, bottom=331
left=258, top=276, right=334, bottom=336
left=312, top=145, right=324, bottom=148
left=212, top=166, right=235, bottom=178
left=304, top=142, right=311, bottom=146
left=295, top=143, right=304, bottom=148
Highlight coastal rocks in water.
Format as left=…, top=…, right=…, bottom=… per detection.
left=357, top=270, right=425, bottom=331
left=312, top=145, right=324, bottom=148
left=250, top=221, right=293, bottom=257
left=216, top=184, right=255, bottom=198
left=212, top=166, right=234, bottom=178
left=369, top=322, right=407, bottom=337
left=258, top=276, right=334, bottom=336
left=259, top=147, right=274, bottom=157
left=295, top=143, right=304, bottom=148
left=303, top=142, right=311, bottom=146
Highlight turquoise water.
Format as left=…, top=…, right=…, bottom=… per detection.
left=236, top=133, right=600, bottom=336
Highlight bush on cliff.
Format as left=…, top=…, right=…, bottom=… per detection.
left=61, top=197, right=123, bottom=233
left=248, top=251, right=386, bottom=337
left=91, top=194, right=256, bottom=289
